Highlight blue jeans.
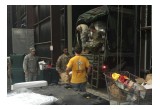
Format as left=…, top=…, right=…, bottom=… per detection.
left=71, top=82, right=87, bottom=92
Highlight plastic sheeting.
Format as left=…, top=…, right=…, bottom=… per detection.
left=7, top=88, right=58, bottom=105
left=76, top=6, right=109, bottom=25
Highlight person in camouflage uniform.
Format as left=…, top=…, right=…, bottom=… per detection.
left=76, top=24, right=89, bottom=51
left=56, top=48, right=71, bottom=83
left=23, top=47, right=39, bottom=82
left=86, top=23, right=104, bottom=52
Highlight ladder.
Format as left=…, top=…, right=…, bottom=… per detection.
left=90, top=54, right=104, bottom=88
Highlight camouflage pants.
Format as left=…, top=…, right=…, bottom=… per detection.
left=59, top=72, right=71, bottom=83
left=25, top=72, right=38, bottom=82
left=81, top=32, right=88, bottom=50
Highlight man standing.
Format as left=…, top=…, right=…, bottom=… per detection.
left=56, top=48, right=71, bottom=83
left=86, top=23, right=104, bottom=52
left=66, top=47, right=91, bottom=92
left=76, top=24, right=89, bottom=51
left=23, top=47, right=39, bottom=82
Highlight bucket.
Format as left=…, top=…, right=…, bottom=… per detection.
left=39, top=63, right=47, bottom=70
left=39, top=61, right=47, bottom=70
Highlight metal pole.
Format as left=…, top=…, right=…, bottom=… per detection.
left=150, top=7, right=152, bottom=68
left=50, top=5, right=53, bottom=65
left=67, top=5, right=72, bottom=54
left=144, top=5, right=148, bottom=70
left=139, top=6, right=142, bottom=77
left=26, top=6, right=28, bottom=29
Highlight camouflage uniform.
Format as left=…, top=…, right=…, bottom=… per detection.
left=76, top=24, right=89, bottom=51
left=56, top=54, right=71, bottom=82
left=86, top=30, right=104, bottom=52
left=23, top=53, right=39, bottom=82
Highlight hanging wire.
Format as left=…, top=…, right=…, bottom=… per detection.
left=120, top=6, right=123, bottom=71
left=116, top=6, right=120, bottom=71
left=50, top=5, right=53, bottom=66
left=104, top=12, right=110, bottom=61
left=134, top=6, right=138, bottom=75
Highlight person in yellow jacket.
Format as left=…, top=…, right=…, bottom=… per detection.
left=66, top=47, right=91, bottom=92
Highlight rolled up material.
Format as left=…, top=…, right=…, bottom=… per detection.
left=11, top=80, right=48, bottom=90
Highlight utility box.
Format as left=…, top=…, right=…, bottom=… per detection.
left=11, top=68, right=25, bottom=84
left=10, top=54, right=25, bottom=84
left=10, top=54, right=25, bottom=68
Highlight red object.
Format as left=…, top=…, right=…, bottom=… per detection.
left=47, top=64, right=52, bottom=69
left=118, top=75, right=126, bottom=83
left=101, top=65, right=108, bottom=72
